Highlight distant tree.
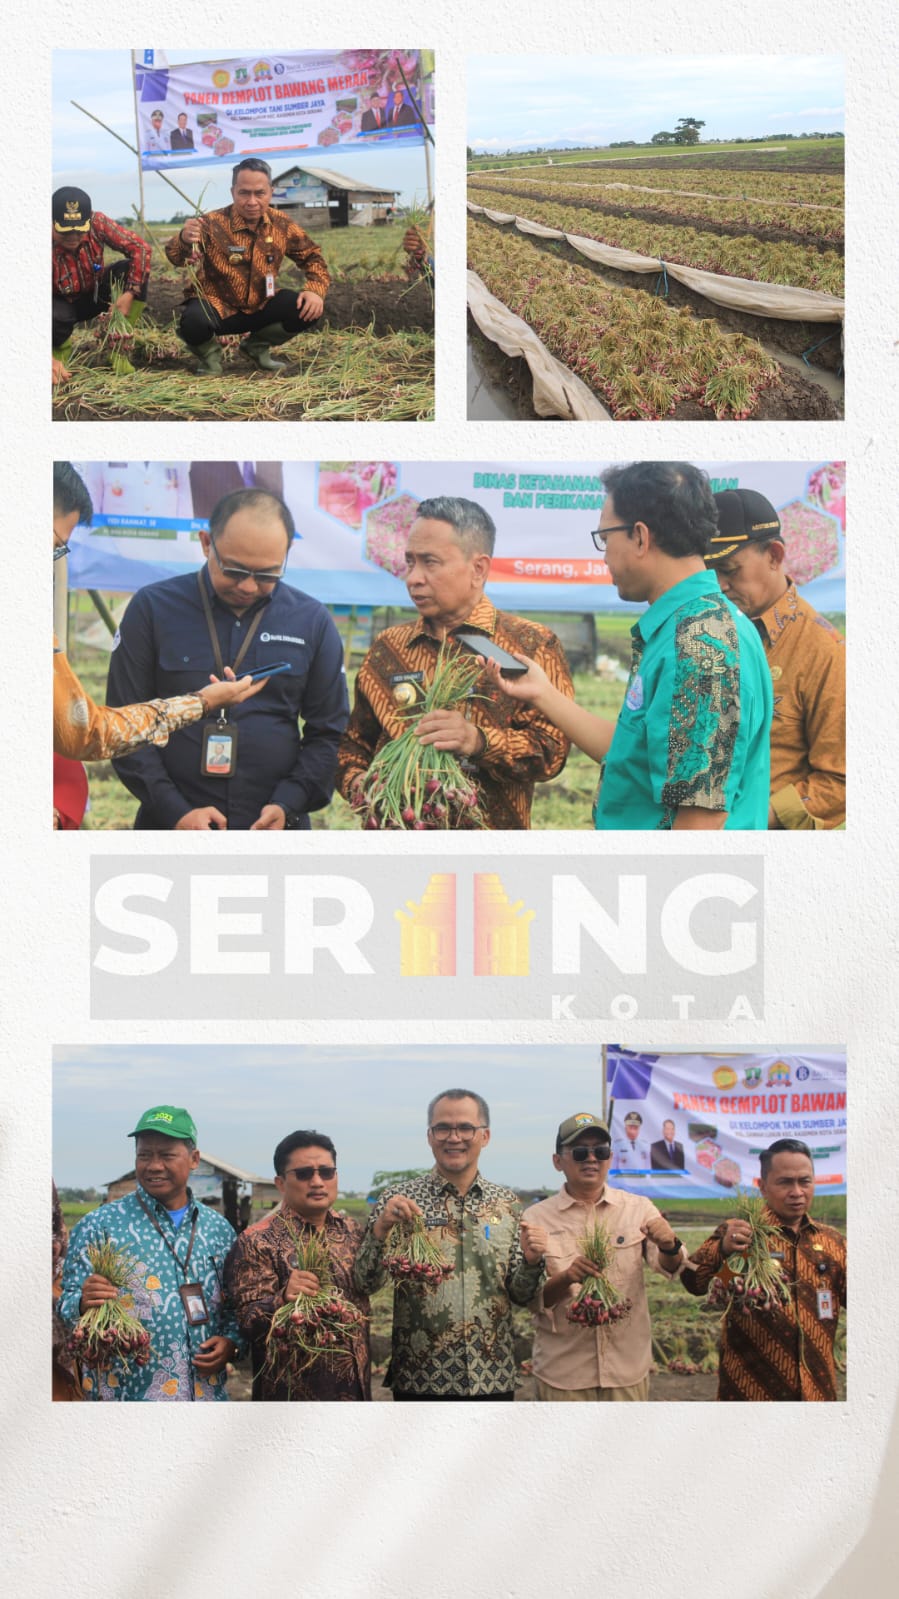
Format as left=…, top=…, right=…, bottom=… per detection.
left=651, top=130, right=677, bottom=145
left=368, top=1168, right=431, bottom=1201
left=674, top=117, right=705, bottom=145
left=610, top=140, right=637, bottom=148
left=466, top=145, right=473, bottom=160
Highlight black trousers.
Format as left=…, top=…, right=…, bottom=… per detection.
left=179, top=288, right=323, bottom=346
left=391, top=1390, right=515, bottom=1402
left=52, top=261, right=147, bottom=346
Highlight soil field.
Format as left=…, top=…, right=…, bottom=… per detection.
left=144, top=274, right=433, bottom=337
left=52, top=223, right=435, bottom=422
left=571, top=152, right=844, bottom=175
left=468, top=217, right=841, bottom=420
left=514, top=225, right=843, bottom=375
left=223, top=1359, right=721, bottom=1401
left=472, top=183, right=843, bottom=255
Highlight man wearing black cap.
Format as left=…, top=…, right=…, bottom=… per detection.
left=708, top=488, right=845, bottom=829
left=57, top=1105, right=243, bottom=1401
left=525, top=1114, right=684, bottom=1401
left=51, top=187, right=151, bottom=383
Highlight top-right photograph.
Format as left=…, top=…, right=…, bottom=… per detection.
left=467, top=54, right=843, bottom=423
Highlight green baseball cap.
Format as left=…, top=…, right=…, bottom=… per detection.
left=557, top=1112, right=610, bottom=1146
left=129, top=1105, right=198, bottom=1142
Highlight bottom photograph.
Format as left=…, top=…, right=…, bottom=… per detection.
left=52, top=1044, right=847, bottom=1403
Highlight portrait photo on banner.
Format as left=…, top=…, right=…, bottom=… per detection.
left=52, top=457, right=846, bottom=835
left=51, top=49, right=435, bottom=421
left=51, top=1044, right=847, bottom=1405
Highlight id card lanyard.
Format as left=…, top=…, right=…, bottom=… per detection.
left=197, top=571, right=265, bottom=776
left=135, top=1193, right=210, bottom=1331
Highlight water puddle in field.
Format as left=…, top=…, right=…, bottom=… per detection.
left=761, top=340, right=844, bottom=408
left=467, top=339, right=528, bottom=419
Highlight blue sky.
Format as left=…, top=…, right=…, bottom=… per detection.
left=468, top=54, right=844, bottom=150
left=53, top=1045, right=601, bottom=1191
left=53, top=50, right=432, bottom=216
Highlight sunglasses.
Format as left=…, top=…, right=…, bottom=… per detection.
left=208, top=529, right=285, bottom=587
left=285, top=1165, right=336, bottom=1181
left=569, top=1145, right=611, bottom=1162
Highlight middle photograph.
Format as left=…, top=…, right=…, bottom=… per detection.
left=52, top=457, right=846, bottom=833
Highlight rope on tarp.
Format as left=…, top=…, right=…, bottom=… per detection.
left=654, top=259, right=669, bottom=298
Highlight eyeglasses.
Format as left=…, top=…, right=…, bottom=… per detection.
left=590, top=524, right=633, bottom=554
left=285, top=1165, right=337, bottom=1181
left=569, top=1144, right=611, bottom=1163
left=429, top=1123, right=486, bottom=1141
left=208, top=529, right=285, bottom=587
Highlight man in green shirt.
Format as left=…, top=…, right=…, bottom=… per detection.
left=484, top=462, right=773, bottom=830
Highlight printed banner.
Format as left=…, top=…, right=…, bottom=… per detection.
left=606, top=1049, right=846, bottom=1198
left=67, top=460, right=846, bottom=614
left=134, top=50, right=431, bottom=170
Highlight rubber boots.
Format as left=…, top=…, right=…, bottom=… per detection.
left=191, top=337, right=224, bottom=376
left=242, top=323, right=293, bottom=373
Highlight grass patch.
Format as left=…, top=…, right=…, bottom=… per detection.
left=468, top=138, right=845, bottom=173
left=56, top=324, right=434, bottom=423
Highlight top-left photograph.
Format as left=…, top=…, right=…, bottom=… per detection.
left=51, top=49, right=435, bottom=422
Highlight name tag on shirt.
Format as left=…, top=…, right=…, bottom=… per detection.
left=201, top=719, right=238, bottom=778
left=265, top=273, right=276, bottom=297
left=179, top=1283, right=210, bottom=1326
left=816, top=1288, right=834, bottom=1320
left=390, top=671, right=425, bottom=709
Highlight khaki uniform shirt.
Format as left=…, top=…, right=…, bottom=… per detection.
left=754, top=579, right=845, bottom=828
left=528, top=1184, right=677, bottom=1391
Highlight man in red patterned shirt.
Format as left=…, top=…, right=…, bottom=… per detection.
left=51, top=187, right=151, bottom=383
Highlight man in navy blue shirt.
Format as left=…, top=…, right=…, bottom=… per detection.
left=106, top=489, right=349, bottom=830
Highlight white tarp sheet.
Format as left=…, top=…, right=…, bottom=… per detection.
left=466, top=270, right=611, bottom=420
left=468, top=202, right=845, bottom=323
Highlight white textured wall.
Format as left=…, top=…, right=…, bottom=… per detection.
left=2, top=5, right=896, bottom=1598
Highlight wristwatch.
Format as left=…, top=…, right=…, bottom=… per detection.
left=658, top=1236, right=683, bottom=1255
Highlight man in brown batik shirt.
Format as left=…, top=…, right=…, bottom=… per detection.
left=707, top=488, right=845, bottom=829
left=681, top=1138, right=846, bottom=1401
left=224, top=1130, right=370, bottom=1401
left=337, top=496, right=574, bottom=829
left=165, top=158, right=330, bottom=375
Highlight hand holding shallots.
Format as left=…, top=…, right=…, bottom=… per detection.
left=382, top=1213, right=453, bottom=1291
left=706, top=1192, right=790, bottom=1314
left=565, top=1219, right=632, bottom=1328
left=68, top=1236, right=151, bottom=1372
left=264, top=1226, right=366, bottom=1395
left=351, top=642, right=488, bottom=830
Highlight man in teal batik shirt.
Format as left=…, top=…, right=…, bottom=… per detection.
left=59, top=1105, right=243, bottom=1401
left=483, top=461, right=772, bottom=830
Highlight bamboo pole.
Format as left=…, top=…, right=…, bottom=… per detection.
left=87, top=590, right=118, bottom=637
left=71, top=100, right=205, bottom=215
left=129, top=56, right=147, bottom=230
